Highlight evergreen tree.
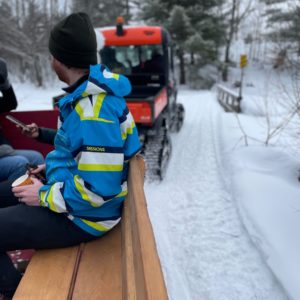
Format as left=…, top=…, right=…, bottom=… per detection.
left=140, top=0, right=169, bottom=24
left=186, top=33, right=217, bottom=62
left=168, top=6, right=192, bottom=84
left=140, top=0, right=225, bottom=85
left=260, top=0, right=298, bottom=47
left=72, top=0, right=130, bottom=26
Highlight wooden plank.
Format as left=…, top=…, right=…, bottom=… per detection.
left=13, top=246, right=79, bottom=300
left=128, top=156, right=168, bottom=299
left=121, top=198, right=137, bottom=300
left=71, top=225, right=122, bottom=300
left=125, top=157, right=147, bottom=299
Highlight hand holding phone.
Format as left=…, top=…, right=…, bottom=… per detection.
left=5, top=115, right=30, bottom=131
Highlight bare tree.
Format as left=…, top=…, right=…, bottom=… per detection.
left=222, top=0, right=254, bottom=81
left=231, top=65, right=300, bottom=149
left=0, top=1, right=67, bottom=86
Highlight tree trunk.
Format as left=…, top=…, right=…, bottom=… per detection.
left=190, top=52, right=194, bottom=65
left=16, top=0, right=21, bottom=29
left=20, top=58, right=27, bottom=83
left=179, top=50, right=185, bottom=84
left=34, top=55, right=43, bottom=87
left=64, top=0, right=68, bottom=14
left=125, top=0, right=129, bottom=22
left=21, top=0, right=26, bottom=18
left=222, top=62, right=228, bottom=82
left=222, top=0, right=237, bottom=82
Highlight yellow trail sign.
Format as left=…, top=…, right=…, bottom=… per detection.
left=240, top=54, right=247, bottom=68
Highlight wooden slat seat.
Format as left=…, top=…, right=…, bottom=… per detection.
left=13, top=155, right=168, bottom=300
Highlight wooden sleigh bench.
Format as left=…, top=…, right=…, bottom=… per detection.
left=12, top=155, right=168, bottom=300
left=0, top=112, right=168, bottom=299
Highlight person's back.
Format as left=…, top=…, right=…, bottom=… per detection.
left=143, top=51, right=164, bottom=73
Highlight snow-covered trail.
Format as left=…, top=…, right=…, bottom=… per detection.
left=144, top=89, right=287, bottom=300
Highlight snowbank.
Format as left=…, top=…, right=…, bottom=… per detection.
left=222, top=64, right=300, bottom=300
left=228, top=146, right=300, bottom=300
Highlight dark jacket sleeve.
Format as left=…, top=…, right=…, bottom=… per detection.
left=36, top=127, right=57, bottom=145
left=0, top=86, right=18, bottom=113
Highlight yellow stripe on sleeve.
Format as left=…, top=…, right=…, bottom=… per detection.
left=74, top=175, right=90, bottom=201
left=74, top=175, right=101, bottom=207
left=82, top=219, right=109, bottom=232
left=115, top=190, right=127, bottom=198
left=46, top=185, right=59, bottom=212
left=39, top=190, right=48, bottom=207
left=121, top=121, right=135, bottom=140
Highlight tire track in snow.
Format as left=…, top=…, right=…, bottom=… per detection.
left=144, top=89, right=287, bottom=300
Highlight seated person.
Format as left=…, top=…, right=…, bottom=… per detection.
left=0, top=58, right=44, bottom=181
left=100, top=47, right=126, bottom=74
left=143, top=51, right=164, bottom=73
left=132, top=51, right=164, bottom=74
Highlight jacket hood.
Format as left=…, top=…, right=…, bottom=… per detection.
left=86, top=64, right=131, bottom=97
left=59, top=64, right=131, bottom=111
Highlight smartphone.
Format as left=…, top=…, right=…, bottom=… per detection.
left=5, top=115, right=30, bottom=131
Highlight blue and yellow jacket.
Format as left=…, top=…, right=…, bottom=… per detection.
left=39, top=64, right=141, bottom=236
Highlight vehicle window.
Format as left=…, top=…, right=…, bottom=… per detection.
left=100, top=45, right=164, bottom=75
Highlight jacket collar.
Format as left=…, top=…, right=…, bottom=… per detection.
left=63, top=74, right=89, bottom=94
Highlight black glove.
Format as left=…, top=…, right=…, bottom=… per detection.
left=0, top=58, right=10, bottom=91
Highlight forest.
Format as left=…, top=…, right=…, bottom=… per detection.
left=0, top=0, right=299, bottom=88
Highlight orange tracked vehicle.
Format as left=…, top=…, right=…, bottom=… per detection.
left=97, top=18, right=185, bottom=179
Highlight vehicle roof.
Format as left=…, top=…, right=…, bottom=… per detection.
left=96, top=26, right=163, bottom=46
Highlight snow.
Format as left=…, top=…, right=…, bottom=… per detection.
left=144, top=88, right=288, bottom=300
left=229, top=147, right=300, bottom=300
left=11, top=81, right=62, bottom=111
left=218, top=65, right=300, bottom=300
left=12, top=64, right=300, bottom=300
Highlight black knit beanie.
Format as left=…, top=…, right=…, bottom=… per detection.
left=49, top=12, right=97, bottom=68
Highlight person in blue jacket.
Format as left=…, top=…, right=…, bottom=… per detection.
left=0, top=12, right=141, bottom=298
